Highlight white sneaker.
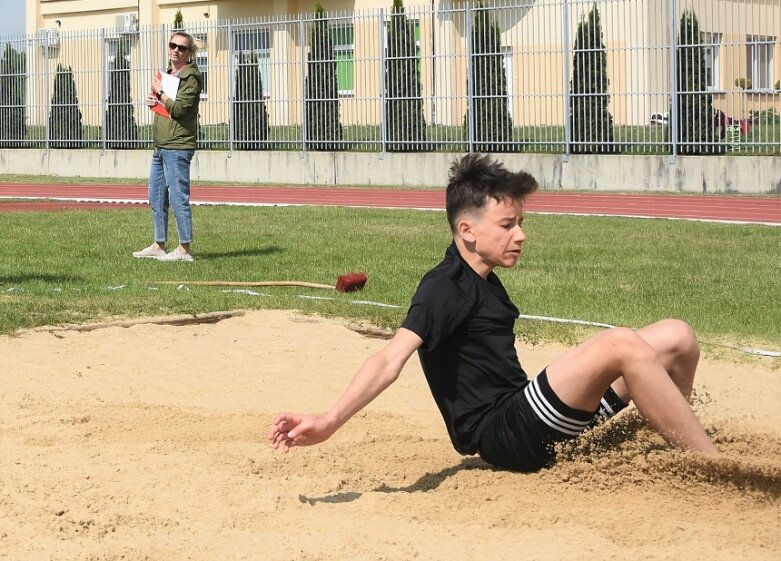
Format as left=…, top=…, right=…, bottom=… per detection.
left=133, top=244, right=166, bottom=259
left=157, top=249, right=194, bottom=262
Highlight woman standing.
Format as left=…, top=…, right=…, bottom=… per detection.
left=133, top=31, right=202, bottom=262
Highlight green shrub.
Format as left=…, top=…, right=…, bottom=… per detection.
left=232, top=52, right=270, bottom=150
left=304, top=4, right=344, bottom=151
left=48, top=64, right=83, bottom=148
left=0, top=43, right=26, bottom=146
left=384, top=0, right=427, bottom=151
left=750, top=107, right=780, bottom=123
left=676, top=11, right=722, bottom=155
left=105, top=40, right=138, bottom=149
left=464, top=2, right=514, bottom=153
left=570, top=5, right=617, bottom=154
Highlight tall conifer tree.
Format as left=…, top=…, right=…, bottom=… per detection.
left=0, top=43, right=27, bottom=146
left=465, top=2, right=513, bottom=152
left=49, top=64, right=83, bottom=148
left=233, top=52, right=270, bottom=150
left=304, top=4, right=343, bottom=151
left=105, top=40, right=138, bottom=149
left=676, top=10, right=719, bottom=154
left=385, top=0, right=426, bottom=151
left=569, top=5, right=616, bottom=153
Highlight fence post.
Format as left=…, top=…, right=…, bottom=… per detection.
left=562, top=0, right=571, bottom=160
left=299, top=15, right=307, bottom=157
left=379, top=8, right=387, bottom=158
left=100, top=29, right=107, bottom=153
left=465, top=1, right=474, bottom=153
left=44, top=35, right=50, bottom=153
left=668, top=0, right=678, bottom=162
left=227, top=20, right=234, bottom=157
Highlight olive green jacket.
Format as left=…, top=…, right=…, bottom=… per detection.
left=152, top=63, right=202, bottom=149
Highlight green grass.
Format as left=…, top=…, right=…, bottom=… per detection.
left=20, top=122, right=778, bottom=154
left=0, top=205, right=778, bottom=356
left=0, top=173, right=148, bottom=184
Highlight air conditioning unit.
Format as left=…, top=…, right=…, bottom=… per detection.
left=116, top=13, right=139, bottom=34
left=37, top=28, right=60, bottom=49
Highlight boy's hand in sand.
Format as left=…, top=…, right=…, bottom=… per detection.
left=267, top=413, right=335, bottom=452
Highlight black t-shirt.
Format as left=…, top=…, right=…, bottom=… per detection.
left=401, top=242, right=528, bottom=455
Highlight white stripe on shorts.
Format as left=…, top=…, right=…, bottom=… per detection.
left=599, top=396, right=616, bottom=416
left=524, top=377, right=591, bottom=436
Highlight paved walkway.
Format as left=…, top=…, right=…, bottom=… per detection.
left=0, top=183, right=779, bottom=225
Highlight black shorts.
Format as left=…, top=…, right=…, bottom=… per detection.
left=477, top=369, right=626, bottom=472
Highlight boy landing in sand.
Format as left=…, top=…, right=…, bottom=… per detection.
left=268, top=153, right=717, bottom=472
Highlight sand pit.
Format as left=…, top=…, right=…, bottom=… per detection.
left=2, top=309, right=779, bottom=560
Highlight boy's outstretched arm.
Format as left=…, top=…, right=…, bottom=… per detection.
left=267, top=328, right=423, bottom=453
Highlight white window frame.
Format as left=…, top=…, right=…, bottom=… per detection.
left=104, top=37, right=131, bottom=99
left=701, top=32, right=721, bottom=91
left=330, top=22, right=354, bottom=97
left=192, top=32, right=208, bottom=100
left=232, top=28, right=271, bottom=99
left=746, top=35, right=775, bottom=91
left=503, top=46, right=513, bottom=119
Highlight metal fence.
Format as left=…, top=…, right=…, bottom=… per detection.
left=0, top=0, right=778, bottom=155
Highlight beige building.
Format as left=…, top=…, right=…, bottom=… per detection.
left=22, top=0, right=781, bottom=134
left=27, top=1, right=398, bottom=31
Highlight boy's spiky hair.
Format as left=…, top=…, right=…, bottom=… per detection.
left=445, top=153, right=538, bottom=232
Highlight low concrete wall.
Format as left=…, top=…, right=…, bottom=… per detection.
left=0, top=149, right=778, bottom=194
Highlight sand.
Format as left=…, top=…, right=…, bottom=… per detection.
left=1, top=309, right=779, bottom=561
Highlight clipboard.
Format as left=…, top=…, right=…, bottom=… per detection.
left=150, top=70, right=180, bottom=119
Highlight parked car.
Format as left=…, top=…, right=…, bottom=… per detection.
left=650, top=112, right=669, bottom=125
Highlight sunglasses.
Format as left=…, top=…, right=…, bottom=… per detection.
left=168, top=42, right=189, bottom=52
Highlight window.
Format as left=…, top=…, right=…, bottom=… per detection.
left=701, top=32, right=721, bottom=91
left=106, top=38, right=130, bottom=66
left=232, top=28, right=271, bottom=97
left=330, top=24, right=354, bottom=95
left=747, top=35, right=775, bottom=90
left=503, top=46, right=513, bottom=119
left=105, top=37, right=131, bottom=98
left=193, top=33, right=208, bottom=99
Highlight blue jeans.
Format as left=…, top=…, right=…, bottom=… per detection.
left=148, top=147, right=194, bottom=245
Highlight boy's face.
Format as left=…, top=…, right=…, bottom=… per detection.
left=461, top=196, right=527, bottom=276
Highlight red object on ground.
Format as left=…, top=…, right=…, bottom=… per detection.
left=335, top=272, right=368, bottom=293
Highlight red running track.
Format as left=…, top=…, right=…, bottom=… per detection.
left=0, top=183, right=779, bottom=225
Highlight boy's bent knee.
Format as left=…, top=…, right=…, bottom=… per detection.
left=603, top=327, right=657, bottom=366
left=657, top=319, right=700, bottom=358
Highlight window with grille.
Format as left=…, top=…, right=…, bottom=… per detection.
left=701, top=32, right=721, bottom=91
left=330, top=24, right=354, bottom=95
left=746, top=35, right=775, bottom=90
left=232, top=28, right=271, bottom=98
left=105, top=37, right=131, bottom=98
left=193, top=32, right=208, bottom=99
